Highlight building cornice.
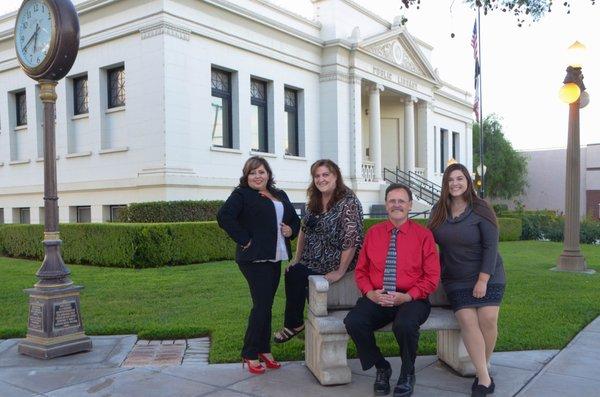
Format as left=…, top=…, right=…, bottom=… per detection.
left=434, top=89, right=472, bottom=108
left=140, top=21, right=191, bottom=41
left=337, top=0, right=391, bottom=29
left=0, top=0, right=119, bottom=42
left=432, top=103, right=473, bottom=124
left=250, top=0, right=321, bottom=28
left=0, top=10, right=323, bottom=75
left=203, top=0, right=323, bottom=46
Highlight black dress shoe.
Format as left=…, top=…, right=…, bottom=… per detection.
left=374, top=367, right=392, bottom=396
left=471, top=378, right=495, bottom=397
left=393, top=374, right=415, bottom=397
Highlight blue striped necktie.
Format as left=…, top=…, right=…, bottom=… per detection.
left=383, top=228, right=398, bottom=293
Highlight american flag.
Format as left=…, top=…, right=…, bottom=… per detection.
left=472, top=19, right=480, bottom=120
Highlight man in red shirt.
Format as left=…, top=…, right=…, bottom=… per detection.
left=344, top=183, right=440, bottom=397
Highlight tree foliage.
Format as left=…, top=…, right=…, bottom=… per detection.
left=473, top=114, right=528, bottom=199
left=400, top=1, right=596, bottom=26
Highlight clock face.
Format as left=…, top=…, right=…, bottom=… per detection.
left=15, top=0, right=54, bottom=70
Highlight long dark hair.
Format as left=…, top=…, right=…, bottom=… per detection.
left=238, top=156, right=276, bottom=192
left=427, top=163, right=497, bottom=230
left=306, top=159, right=349, bottom=214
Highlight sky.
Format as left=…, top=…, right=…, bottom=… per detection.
left=2, top=0, right=598, bottom=150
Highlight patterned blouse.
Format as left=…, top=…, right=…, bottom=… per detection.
left=299, top=190, right=364, bottom=274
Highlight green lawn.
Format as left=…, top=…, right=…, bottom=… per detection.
left=1, top=241, right=599, bottom=363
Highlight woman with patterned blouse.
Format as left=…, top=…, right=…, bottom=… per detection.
left=273, top=159, right=363, bottom=343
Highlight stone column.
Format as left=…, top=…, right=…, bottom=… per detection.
left=403, top=96, right=417, bottom=172
left=417, top=100, right=432, bottom=174
left=369, top=84, right=384, bottom=181
left=349, top=74, right=363, bottom=182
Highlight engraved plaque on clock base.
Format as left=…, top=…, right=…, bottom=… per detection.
left=18, top=285, right=92, bottom=359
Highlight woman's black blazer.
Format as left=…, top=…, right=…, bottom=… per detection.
left=217, top=186, right=301, bottom=264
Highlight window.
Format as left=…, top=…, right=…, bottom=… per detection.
left=284, top=88, right=299, bottom=156
left=210, top=68, right=232, bottom=148
left=440, top=128, right=447, bottom=172
left=16, top=90, right=27, bottom=126
left=0, top=209, right=4, bottom=224
left=250, top=79, right=268, bottom=152
left=18, top=208, right=30, bottom=224
left=74, top=75, right=89, bottom=115
left=110, top=205, right=126, bottom=222
left=107, top=66, right=125, bottom=108
left=452, top=132, right=460, bottom=162
left=76, top=206, right=91, bottom=223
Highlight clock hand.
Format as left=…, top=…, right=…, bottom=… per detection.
left=33, top=25, right=39, bottom=53
left=23, top=23, right=40, bottom=52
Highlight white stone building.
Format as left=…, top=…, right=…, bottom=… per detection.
left=0, top=0, right=473, bottom=224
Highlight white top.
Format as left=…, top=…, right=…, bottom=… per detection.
left=254, top=200, right=289, bottom=263
left=272, top=200, right=289, bottom=262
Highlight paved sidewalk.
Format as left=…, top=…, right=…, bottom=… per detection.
left=0, top=317, right=598, bottom=397
left=515, top=316, right=600, bottom=397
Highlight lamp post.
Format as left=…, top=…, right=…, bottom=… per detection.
left=556, top=41, right=593, bottom=273
left=476, top=163, right=487, bottom=198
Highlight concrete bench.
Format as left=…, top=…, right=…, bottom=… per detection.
left=305, top=272, right=475, bottom=385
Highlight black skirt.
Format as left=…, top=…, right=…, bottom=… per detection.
left=447, top=284, right=505, bottom=312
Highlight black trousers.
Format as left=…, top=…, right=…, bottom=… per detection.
left=238, top=261, right=281, bottom=359
left=344, top=297, right=431, bottom=377
left=283, top=263, right=322, bottom=329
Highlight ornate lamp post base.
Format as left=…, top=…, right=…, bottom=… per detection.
left=555, top=252, right=595, bottom=274
left=18, top=285, right=92, bottom=359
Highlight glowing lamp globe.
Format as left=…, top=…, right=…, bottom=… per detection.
left=567, top=41, right=586, bottom=68
left=559, top=83, right=581, bottom=104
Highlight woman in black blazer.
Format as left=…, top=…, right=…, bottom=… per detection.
left=217, top=156, right=300, bottom=374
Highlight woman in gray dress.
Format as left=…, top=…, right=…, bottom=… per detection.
left=428, top=163, right=505, bottom=397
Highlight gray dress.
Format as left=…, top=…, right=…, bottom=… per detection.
left=431, top=207, right=506, bottom=311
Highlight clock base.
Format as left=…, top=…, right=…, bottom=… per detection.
left=18, top=285, right=93, bottom=360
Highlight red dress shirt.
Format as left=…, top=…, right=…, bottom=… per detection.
left=355, top=219, right=440, bottom=300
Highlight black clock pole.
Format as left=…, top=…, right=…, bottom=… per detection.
left=17, top=0, right=92, bottom=360
left=18, top=81, right=92, bottom=359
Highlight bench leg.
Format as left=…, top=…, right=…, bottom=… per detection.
left=436, top=329, right=476, bottom=376
left=305, top=318, right=352, bottom=385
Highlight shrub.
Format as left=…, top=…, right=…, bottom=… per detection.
left=123, top=200, right=224, bottom=223
left=498, top=218, right=522, bottom=241
left=581, top=219, right=600, bottom=245
left=493, top=204, right=508, bottom=216
left=364, top=217, right=521, bottom=241
left=518, top=212, right=563, bottom=241
left=0, top=222, right=236, bottom=268
left=0, top=216, right=522, bottom=268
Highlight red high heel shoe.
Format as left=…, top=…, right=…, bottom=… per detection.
left=242, top=358, right=265, bottom=374
left=258, top=353, right=281, bottom=369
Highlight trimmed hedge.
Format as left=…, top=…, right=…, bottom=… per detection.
left=364, top=217, right=521, bottom=242
left=0, top=217, right=522, bottom=268
left=121, top=200, right=224, bottom=223
left=0, top=223, right=235, bottom=268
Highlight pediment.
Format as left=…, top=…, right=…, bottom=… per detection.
left=361, top=30, right=440, bottom=84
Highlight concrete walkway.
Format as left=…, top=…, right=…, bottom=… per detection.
left=0, top=317, right=598, bottom=396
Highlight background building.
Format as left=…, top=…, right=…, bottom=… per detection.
left=498, top=144, right=600, bottom=220
left=0, top=0, right=473, bottom=224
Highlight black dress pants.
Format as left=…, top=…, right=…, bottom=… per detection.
left=238, top=261, right=281, bottom=359
left=283, top=263, right=322, bottom=329
left=344, top=297, right=431, bottom=377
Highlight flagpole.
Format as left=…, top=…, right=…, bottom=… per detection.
left=477, top=6, right=485, bottom=198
